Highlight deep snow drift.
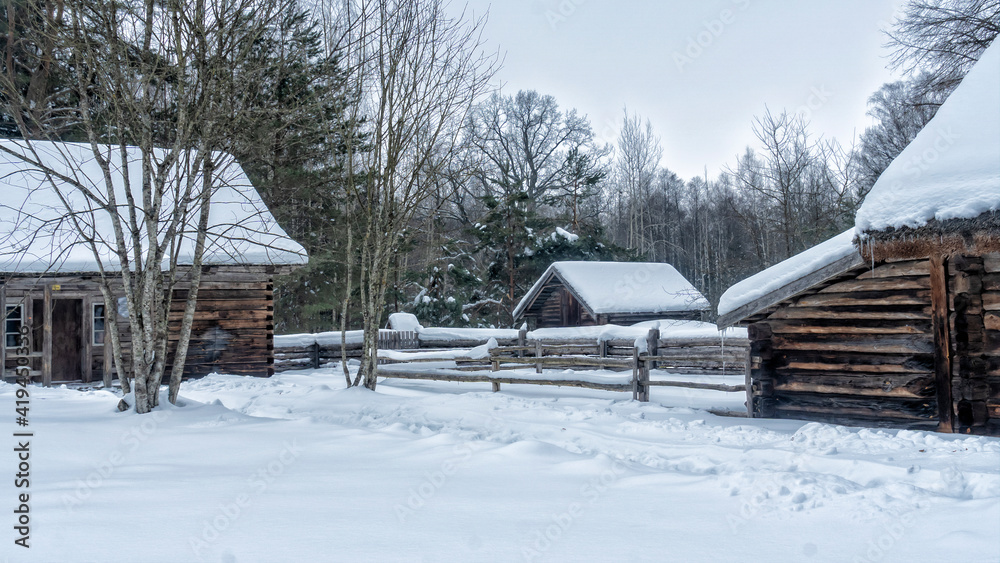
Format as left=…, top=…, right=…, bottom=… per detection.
left=3, top=368, right=998, bottom=562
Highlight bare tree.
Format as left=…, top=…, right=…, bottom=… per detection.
left=613, top=110, right=662, bottom=256
left=467, top=90, right=600, bottom=211
left=331, top=0, right=498, bottom=390
left=727, top=108, right=815, bottom=259
left=0, top=0, right=299, bottom=413
left=886, top=0, right=999, bottom=96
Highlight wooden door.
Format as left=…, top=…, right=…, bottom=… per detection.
left=560, top=290, right=581, bottom=326
left=51, top=299, right=84, bottom=382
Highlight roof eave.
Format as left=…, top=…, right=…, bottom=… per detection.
left=716, top=252, right=865, bottom=329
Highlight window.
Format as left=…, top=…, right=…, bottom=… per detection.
left=5, top=305, right=23, bottom=348
left=93, top=303, right=106, bottom=346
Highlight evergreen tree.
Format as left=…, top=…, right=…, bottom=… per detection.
left=229, top=1, right=366, bottom=333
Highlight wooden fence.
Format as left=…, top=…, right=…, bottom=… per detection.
left=274, top=330, right=419, bottom=370
left=377, top=328, right=749, bottom=405
left=273, top=327, right=749, bottom=410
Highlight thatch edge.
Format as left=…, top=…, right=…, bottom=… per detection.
left=858, top=210, right=1000, bottom=262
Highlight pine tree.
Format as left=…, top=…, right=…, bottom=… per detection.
left=230, top=1, right=366, bottom=333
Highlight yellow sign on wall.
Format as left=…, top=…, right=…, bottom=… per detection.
left=51, top=285, right=61, bottom=291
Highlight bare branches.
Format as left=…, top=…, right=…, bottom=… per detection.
left=330, top=0, right=499, bottom=389
left=1, top=0, right=304, bottom=413
left=885, top=0, right=1000, bottom=95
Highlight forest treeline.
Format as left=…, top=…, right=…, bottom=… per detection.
left=3, top=0, right=998, bottom=334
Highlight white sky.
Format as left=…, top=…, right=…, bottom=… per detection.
left=457, top=0, right=906, bottom=180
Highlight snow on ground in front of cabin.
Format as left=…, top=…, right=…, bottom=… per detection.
left=3, top=368, right=998, bottom=563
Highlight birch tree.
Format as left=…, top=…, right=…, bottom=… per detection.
left=332, top=0, right=498, bottom=390
left=613, top=110, right=662, bottom=256
left=0, top=0, right=299, bottom=413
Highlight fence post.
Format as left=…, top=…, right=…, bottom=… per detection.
left=632, top=346, right=640, bottom=401
left=311, top=341, right=320, bottom=369
left=745, top=346, right=754, bottom=418
left=599, top=339, right=607, bottom=358
left=490, top=348, right=501, bottom=392
left=518, top=328, right=527, bottom=358
left=637, top=328, right=657, bottom=402
left=646, top=328, right=659, bottom=370
left=535, top=340, right=543, bottom=374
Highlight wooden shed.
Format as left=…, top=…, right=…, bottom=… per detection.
left=0, top=141, right=307, bottom=386
left=514, top=261, right=709, bottom=329
left=717, top=41, right=1000, bottom=436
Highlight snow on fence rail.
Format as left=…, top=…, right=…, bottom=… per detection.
left=273, top=324, right=749, bottom=409
left=376, top=327, right=749, bottom=404
left=273, top=330, right=419, bottom=370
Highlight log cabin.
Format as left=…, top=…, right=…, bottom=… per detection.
left=717, top=40, right=1000, bottom=436
left=514, top=261, right=710, bottom=329
left=0, top=141, right=307, bottom=386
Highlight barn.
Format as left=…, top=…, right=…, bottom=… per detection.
left=0, top=141, right=307, bottom=386
left=717, top=41, right=1000, bottom=435
left=514, top=261, right=709, bottom=329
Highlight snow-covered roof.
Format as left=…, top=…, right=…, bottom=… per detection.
left=717, top=229, right=862, bottom=327
left=855, top=39, right=1000, bottom=234
left=717, top=41, right=1000, bottom=327
left=0, top=140, right=307, bottom=273
left=513, top=261, right=709, bottom=320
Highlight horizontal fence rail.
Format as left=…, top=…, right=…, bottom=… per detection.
left=275, top=327, right=750, bottom=412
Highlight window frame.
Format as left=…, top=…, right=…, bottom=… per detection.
left=5, top=304, right=23, bottom=349
left=93, top=302, right=107, bottom=346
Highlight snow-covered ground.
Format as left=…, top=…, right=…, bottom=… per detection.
left=4, top=367, right=998, bottom=562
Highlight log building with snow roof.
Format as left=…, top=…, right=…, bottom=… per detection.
left=514, top=261, right=710, bottom=329
left=717, top=41, right=1000, bottom=436
left=0, top=141, right=307, bottom=386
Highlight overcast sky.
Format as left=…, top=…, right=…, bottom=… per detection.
left=456, top=0, right=906, bottom=180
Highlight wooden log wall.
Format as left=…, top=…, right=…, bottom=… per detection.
left=532, top=286, right=597, bottom=328
left=749, top=259, right=940, bottom=430
left=166, top=274, right=275, bottom=378
left=968, top=253, right=1000, bottom=435
left=1, top=266, right=278, bottom=383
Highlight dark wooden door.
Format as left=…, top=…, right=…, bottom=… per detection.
left=51, top=299, right=83, bottom=382
left=560, top=290, right=581, bottom=326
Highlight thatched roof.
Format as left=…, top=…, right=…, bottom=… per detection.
left=859, top=210, right=1000, bottom=262
left=855, top=40, right=1000, bottom=258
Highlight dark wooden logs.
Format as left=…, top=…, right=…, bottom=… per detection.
left=737, top=256, right=973, bottom=432
left=930, top=254, right=955, bottom=432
